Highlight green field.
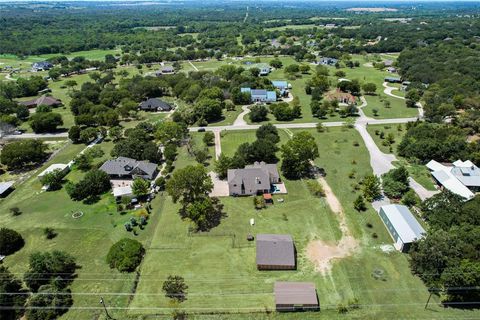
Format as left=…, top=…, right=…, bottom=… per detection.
left=362, top=94, right=419, bottom=119
left=265, top=24, right=318, bottom=31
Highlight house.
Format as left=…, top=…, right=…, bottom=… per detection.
left=246, top=63, right=271, bottom=75
left=240, top=88, right=277, bottom=103
left=155, top=66, right=175, bottom=76
left=0, top=181, right=14, bottom=198
left=386, top=67, right=397, bottom=73
left=426, top=159, right=480, bottom=200
left=100, top=157, right=158, bottom=181
left=384, top=77, right=402, bottom=83
left=138, top=98, right=173, bottom=112
left=274, top=282, right=319, bottom=312
left=227, top=161, right=280, bottom=196
left=271, top=80, right=289, bottom=91
left=32, top=61, right=53, bottom=72
left=318, top=57, right=338, bottom=65
left=38, top=164, right=70, bottom=179
left=256, top=234, right=296, bottom=270
left=325, top=89, right=356, bottom=105
left=379, top=204, right=426, bottom=252
left=20, top=95, right=62, bottom=108
left=383, top=59, right=394, bottom=67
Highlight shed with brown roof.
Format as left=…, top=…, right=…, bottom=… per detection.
left=256, top=234, right=295, bottom=270
left=274, top=282, right=319, bottom=312
left=20, top=95, right=62, bottom=108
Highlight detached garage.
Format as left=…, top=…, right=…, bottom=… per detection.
left=379, top=204, right=426, bottom=252
left=274, top=282, right=319, bottom=312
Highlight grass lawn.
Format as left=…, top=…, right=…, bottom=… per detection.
left=127, top=127, right=462, bottom=318
left=362, top=95, right=419, bottom=119
left=366, top=124, right=437, bottom=191
left=265, top=24, right=318, bottom=31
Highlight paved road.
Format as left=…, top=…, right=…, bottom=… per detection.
left=3, top=132, right=69, bottom=139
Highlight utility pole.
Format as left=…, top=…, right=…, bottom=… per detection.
left=100, top=297, right=113, bottom=319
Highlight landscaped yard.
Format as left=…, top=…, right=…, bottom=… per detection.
left=362, top=94, right=419, bottom=119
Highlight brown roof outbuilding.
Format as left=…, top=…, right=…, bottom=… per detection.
left=274, top=282, right=319, bottom=311
left=256, top=234, right=295, bottom=270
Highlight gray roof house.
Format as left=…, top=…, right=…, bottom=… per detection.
left=256, top=234, right=296, bottom=270
left=318, top=57, right=338, bottom=65
left=379, top=204, right=426, bottom=252
left=20, top=95, right=62, bottom=108
left=32, top=61, right=53, bottom=71
left=274, top=282, right=319, bottom=312
left=99, top=157, right=158, bottom=180
left=240, top=88, right=277, bottom=103
left=155, top=66, right=175, bottom=76
left=138, top=98, right=173, bottom=112
left=227, top=162, right=280, bottom=196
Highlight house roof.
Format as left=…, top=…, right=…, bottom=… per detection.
left=240, top=87, right=251, bottom=93
left=274, top=282, right=318, bottom=306
left=161, top=66, right=174, bottom=72
left=256, top=234, right=295, bottom=267
left=385, top=77, right=401, bottom=82
left=38, top=163, right=69, bottom=177
left=139, top=98, right=172, bottom=111
left=32, top=61, right=53, bottom=68
left=325, top=89, right=356, bottom=104
left=113, top=186, right=133, bottom=197
left=0, top=181, right=14, bottom=195
left=380, top=204, right=425, bottom=243
left=271, top=80, right=288, bottom=88
left=228, top=162, right=279, bottom=193
left=266, top=91, right=277, bottom=101
left=100, top=157, right=157, bottom=179
left=383, top=60, right=394, bottom=67
left=20, top=95, right=61, bottom=107
left=427, top=160, right=476, bottom=199
left=251, top=89, right=268, bottom=96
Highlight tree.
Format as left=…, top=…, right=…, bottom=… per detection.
left=68, top=125, right=81, bottom=143
left=269, top=59, right=283, bottom=68
left=79, top=127, right=98, bottom=144
left=194, top=97, right=223, bottom=123
left=156, top=121, right=187, bottom=145
left=256, top=123, right=280, bottom=144
left=27, top=286, right=73, bottom=320
left=66, top=169, right=111, bottom=201
left=353, top=195, right=367, bottom=212
left=194, top=148, right=209, bottom=165
left=249, top=105, right=268, bottom=122
left=30, top=112, right=63, bottom=133
left=0, top=265, right=27, bottom=320
left=40, top=169, right=65, bottom=191
left=1, top=140, right=47, bottom=169
left=280, top=131, right=319, bottom=179
left=106, top=238, right=145, bottom=272
left=299, top=64, right=310, bottom=74
left=362, top=175, right=381, bottom=202
left=362, top=83, right=377, bottom=95
left=24, top=251, right=77, bottom=292
left=203, top=131, right=215, bottom=146
left=132, top=177, right=150, bottom=197
left=214, top=153, right=234, bottom=180
left=270, top=102, right=296, bottom=121
left=64, top=80, right=77, bottom=91
left=16, top=104, right=29, bottom=120
left=166, top=165, right=213, bottom=206
left=162, top=275, right=188, bottom=302
left=402, top=189, right=420, bottom=207
left=74, top=153, right=91, bottom=171
left=382, top=166, right=410, bottom=199
left=185, top=197, right=225, bottom=231
left=0, top=228, right=24, bottom=256
left=109, top=126, right=123, bottom=142
left=246, top=139, right=278, bottom=163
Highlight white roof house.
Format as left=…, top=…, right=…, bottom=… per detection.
left=426, top=160, right=478, bottom=200
left=379, top=204, right=426, bottom=252
left=38, top=164, right=69, bottom=178
left=113, top=186, right=133, bottom=198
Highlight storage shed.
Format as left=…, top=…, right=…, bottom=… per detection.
left=378, top=204, right=426, bottom=252
left=256, top=234, right=296, bottom=270
left=274, top=282, right=319, bottom=312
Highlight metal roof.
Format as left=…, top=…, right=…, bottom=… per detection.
left=38, top=163, right=69, bottom=177
left=274, top=282, right=318, bottom=306
left=256, top=234, right=295, bottom=267
left=0, top=181, right=14, bottom=195
left=271, top=80, right=288, bottom=88
left=427, top=160, right=476, bottom=199
left=380, top=204, right=425, bottom=243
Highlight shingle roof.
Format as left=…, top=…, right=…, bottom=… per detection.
left=274, top=282, right=318, bottom=306
left=100, top=157, right=157, bottom=180
left=380, top=204, right=425, bottom=243
left=20, top=95, right=61, bottom=107
left=139, top=98, right=172, bottom=111
left=256, top=234, right=295, bottom=267
left=228, top=162, right=279, bottom=193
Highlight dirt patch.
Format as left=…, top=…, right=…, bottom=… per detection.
left=305, top=177, right=359, bottom=274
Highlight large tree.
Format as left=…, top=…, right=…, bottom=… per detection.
left=66, top=169, right=111, bottom=201
left=0, top=265, right=27, bottom=320
left=30, top=112, right=63, bottom=133
left=162, top=275, right=188, bottom=302
left=280, top=131, right=319, bottom=179
left=106, top=238, right=145, bottom=272
left=166, top=165, right=213, bottom=206
left=0, top=140, right=47, bottom=169
left=0, top=228, right=25, bottom=256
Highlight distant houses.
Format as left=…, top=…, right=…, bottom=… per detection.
left=384, top=76, right=402, bottom=84
left=426, top=159, right=480, bottom=200
left=227, top=161, right=281, bottom=196
left=274, top=282, right=319, bottom=312
left=317, top=57, right=338, bottom=66
left=244, top=62, right=271, bottom=75
left=20, top=95, right=62, bottom=108
left=256, top=234, right=296, bottom=270
left=325, top=89, right=356, bottom=105
left=138, top=98, right=173, bottom=112
left=155, top=66, right=175, bottom=76
left=378, top=204, right=426, bottom=252
left=386, top=67, right=397, bottom=73
left=32, top=61, right=53, bottom=72
left=383, top=59, right=394, bottom=67
left=240, top=88, right=277, bottom=103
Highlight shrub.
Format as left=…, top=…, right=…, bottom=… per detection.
left=306, top=180, right=325, bottom=197
left=9, top=207, right=21, bottom=216
left=0, top=228, right=25, bottom=255
left=44, top=228, right=57, bottom=240
left=106, top=238, right=145, bottom=272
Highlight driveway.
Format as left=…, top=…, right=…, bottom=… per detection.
left=208, top=171, right=229, bottom=197
left=233, top=105, right=250, bottom=126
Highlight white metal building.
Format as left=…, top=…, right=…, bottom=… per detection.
left=378, top=204, right=426, bottom=252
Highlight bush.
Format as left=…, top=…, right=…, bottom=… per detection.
left=306, top=180, right=325, bottom=197
left=106, top=238, right=145, bottom=272
left=44, top=227, right=57, bottom=240
left=0, top=228, right=25, bottom=255
left=10, top=207, right=21, bottom=216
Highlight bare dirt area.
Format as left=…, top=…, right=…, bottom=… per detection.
left=306, top=177, right=359, bottom=274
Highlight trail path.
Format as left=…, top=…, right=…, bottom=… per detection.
left=188, top=61, right=198, bottom=71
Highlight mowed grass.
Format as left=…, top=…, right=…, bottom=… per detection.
left=367, top=124, right=437, bottom=191
left=0, top=140, right=162, bottom=319
left=265, top=24, right=318, bottom=31
left=362, top=94, right=419, bottom=119
left=127, top=127, right=462, bottom=318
